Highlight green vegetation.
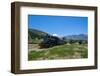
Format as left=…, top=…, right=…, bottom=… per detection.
left=28, top=28, right=88, bottom=60
left=28, top=28, right=48, bottom=44
left=28, top=44, right=88, bottom=60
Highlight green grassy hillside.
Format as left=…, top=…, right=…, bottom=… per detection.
left=28, top=28, right=48, bottom=44
left=28, top=44, right=88, bottom=60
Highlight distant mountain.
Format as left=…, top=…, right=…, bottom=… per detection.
left=28, top=28, right=88, bottom=44
left=63, top=34, right=88, bottom=40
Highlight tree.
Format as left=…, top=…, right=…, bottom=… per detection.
left=69, top=40, right=75, bottom=44
left=78, top=40, right=83, bottom=44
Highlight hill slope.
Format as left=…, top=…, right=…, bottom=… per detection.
left=28, top=28, right=49, bottom=43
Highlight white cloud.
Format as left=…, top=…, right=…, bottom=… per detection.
left=52, top=34, right=58, bottom=37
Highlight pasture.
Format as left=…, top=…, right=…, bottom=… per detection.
left=28, top=43, right=88, bottom=60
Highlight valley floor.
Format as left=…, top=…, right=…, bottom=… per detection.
left=28, top=44, right=88, bottom=60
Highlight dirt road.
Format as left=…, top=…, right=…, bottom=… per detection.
left=28, top=44, right=46, bottom=52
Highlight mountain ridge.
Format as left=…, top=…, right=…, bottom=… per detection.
left=28, top=28, right=88, bottom=42
left=63, top=34, right=88, bottom=40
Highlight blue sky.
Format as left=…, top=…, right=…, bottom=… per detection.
left=28, top=15, right=88, bottom=37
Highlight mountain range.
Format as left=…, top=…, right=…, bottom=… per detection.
left=28, top=28, right=88, bottom=42
left=63, top=34, right=88, bottom=40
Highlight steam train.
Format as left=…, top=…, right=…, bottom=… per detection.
left=39, top=35, right=66, bottom=48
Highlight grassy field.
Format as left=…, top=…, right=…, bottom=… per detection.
left=28, top=44, right=88, bottom=60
